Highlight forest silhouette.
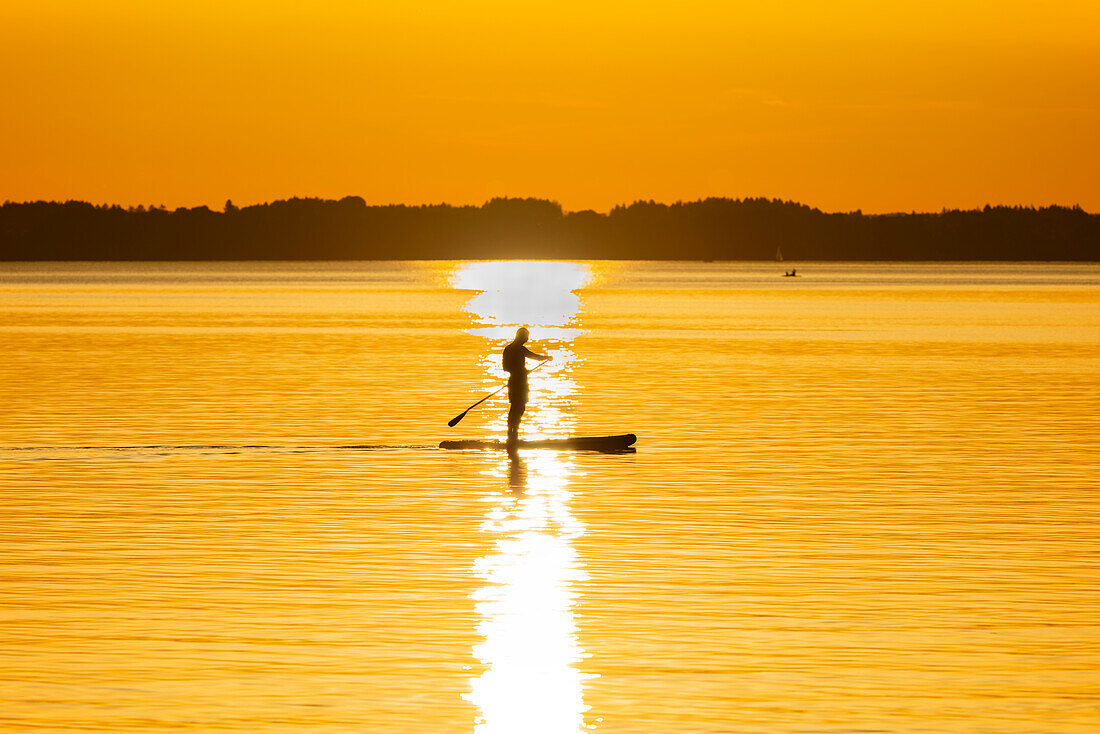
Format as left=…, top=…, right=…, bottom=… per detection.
left=1, top=197, right=1096, bottom=260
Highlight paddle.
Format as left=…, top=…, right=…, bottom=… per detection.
left=448, top=360, right=549, bottom=427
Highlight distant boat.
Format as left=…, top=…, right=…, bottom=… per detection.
left=775, top=246, right=783, bottom=262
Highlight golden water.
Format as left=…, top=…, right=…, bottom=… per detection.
left=2, top=261, right=1098, bottom=733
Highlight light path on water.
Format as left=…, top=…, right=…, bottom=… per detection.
left=2, top=261, right=1099, bottom=734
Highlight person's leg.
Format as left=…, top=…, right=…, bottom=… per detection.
left=507, top=377, right=528, bottom=446
left=507, top=401, right=524, bottom=445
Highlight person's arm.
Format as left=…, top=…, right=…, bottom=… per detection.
left=523, top=346, right=552, bottom=362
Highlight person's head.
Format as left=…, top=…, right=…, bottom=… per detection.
left=514, top=327, right=529, bottom=343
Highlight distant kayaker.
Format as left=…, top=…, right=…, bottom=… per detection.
left=503, top=327, right=551, bottom=445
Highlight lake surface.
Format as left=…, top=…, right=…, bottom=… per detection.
left=2, top=261, right=1099, bottom=733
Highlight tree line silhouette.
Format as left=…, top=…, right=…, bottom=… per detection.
left=1, top=196, right=1096, bottom=260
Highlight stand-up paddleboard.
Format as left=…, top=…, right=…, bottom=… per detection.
left=440, top=433, right=637, bottom=453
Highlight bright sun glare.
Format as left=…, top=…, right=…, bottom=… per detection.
left=455, top=260, right=596, bottom=732
left=452, top=261, right=592, bottom=340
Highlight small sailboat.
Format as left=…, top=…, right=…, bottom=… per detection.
left=778, top=246, right=797, bottom=276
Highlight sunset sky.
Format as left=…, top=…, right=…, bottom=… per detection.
left=2, top=1, right=1097, bottom=213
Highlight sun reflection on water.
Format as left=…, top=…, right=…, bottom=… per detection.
left=454, top=261, right=596, bottom=732
left=463, top=453, right=595, bottom=733
left=452, top=260, right=592, bottom=340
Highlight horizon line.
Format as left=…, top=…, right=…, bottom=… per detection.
left=3, top=196, right=1095, bottom=217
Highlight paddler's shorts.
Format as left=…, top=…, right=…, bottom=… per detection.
left=507, top=377, right=529, bottom=405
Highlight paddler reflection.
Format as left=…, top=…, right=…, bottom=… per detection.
left=507, top=452, right=526, bottom=493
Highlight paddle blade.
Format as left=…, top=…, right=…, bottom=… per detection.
left=447, top=411, right=467, bottom=428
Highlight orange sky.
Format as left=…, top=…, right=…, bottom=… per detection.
left=2, top=1, right=1097, bottom=213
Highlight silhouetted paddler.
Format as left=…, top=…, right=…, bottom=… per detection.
left=503, top=327, right=551, bottom=445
